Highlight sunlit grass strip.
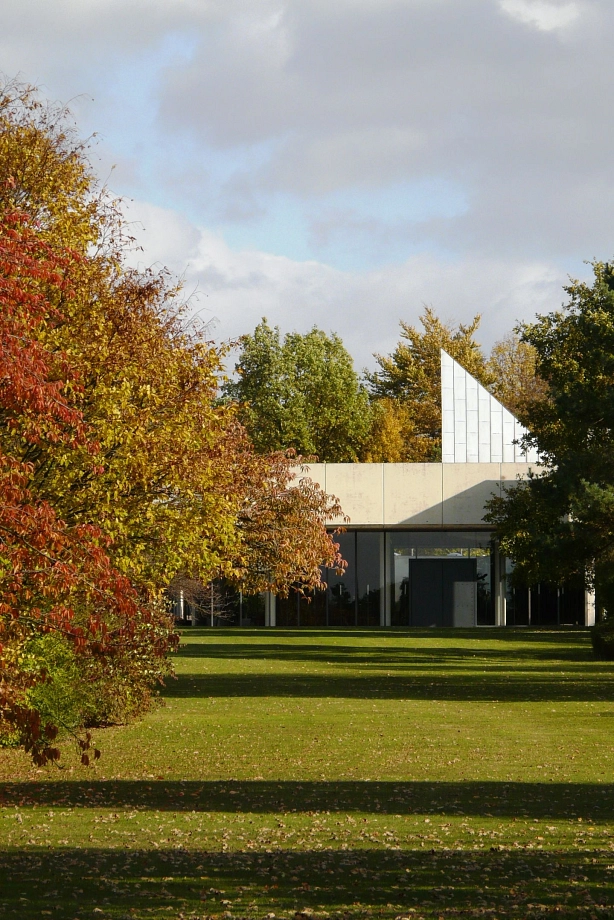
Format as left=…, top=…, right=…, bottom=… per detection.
left=0, top=627, right=613, bottom=918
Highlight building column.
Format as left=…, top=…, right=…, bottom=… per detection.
left=264, top=592, right=276, bottom=627
left=585, top=588, right=596, bottom=627
left=383, top=532, right=392, bottom=626
left=379, top=532, right=386, bottom=627
left=494, top=544, right=506, bottom=627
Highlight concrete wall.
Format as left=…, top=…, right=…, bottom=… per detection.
left=296, top=462, right=536, bottom=528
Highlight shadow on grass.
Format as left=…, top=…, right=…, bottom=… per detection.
left=0, top=844, right=611, bottom=919
left=179, top=628, right=590, bottom=643
left=179, top=626, right=591, bottom=645
left=163, top=670, right=614, bottom=702
left=1, top=780, right=612, bottom=819
left=176, top=640, right=596, bottom=665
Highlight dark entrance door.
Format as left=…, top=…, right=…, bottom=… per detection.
left=411, top=560, right=443, bottom=626
left=409, top=558, right=477, bottom=627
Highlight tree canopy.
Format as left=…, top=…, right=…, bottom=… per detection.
left=486, top=262, right=614, bottom=589
left=366, top=307, right=494, bottom=461
left=226, top=319, right=372, bottom=462
left=488, top=332, right=548, bottom=420
left=0, top=82, right=344, bottom=762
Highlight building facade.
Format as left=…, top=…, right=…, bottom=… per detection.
left=176, top=351, right=592, bottom=628
left=270, top=461, right=591, bottom=628
left=268, top=352, right=591, bottom=629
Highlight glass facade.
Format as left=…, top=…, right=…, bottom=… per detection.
left=387, top=531, right=494, bottom=627
left=279, top=530, right=495, bottom=628
left=328, top=531, right=357, bottom=627
left=276, top=532, right=384, bottom=628
left=175, top=531, right=585, bottom=628
left=504, top=559, right=585, bottom=626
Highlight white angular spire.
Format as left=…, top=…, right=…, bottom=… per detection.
left=440, top=349, right=538, bottom=463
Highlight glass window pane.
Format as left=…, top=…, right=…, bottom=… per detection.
left=241, top=593, right=265, bottom=628
left=386, top=531, right=494, bottom=627
left=476, top=553, right=494, bottom=625
left=357, top=532, right=383, bottom=627
left=276, top=593, right=299, bottom=627
left=327, top=532, right=356, bottom=627
left=387, top=534, right=412, bottom=627
left=299, top=589, right=327, bottom=627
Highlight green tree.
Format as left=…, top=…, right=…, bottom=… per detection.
left=367, top=307, right=493, bottom=461
left=227, top=319, right=371, bottom=461
left=486, top=262, right=614, bottom=589
left=226, top=319, right=310, bottom=455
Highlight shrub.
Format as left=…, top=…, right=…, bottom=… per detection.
left=591, top=620, right=614, bottom=660
left=23, top=635, right=100, bottom=737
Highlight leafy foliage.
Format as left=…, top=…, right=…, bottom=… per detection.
left=0, top=81, right=344, bottom=761
left=488, top=332, right=548, bottom=419
left=591, top=619, right=614, bottom=660
left=0, top=209, right=175, bottom=764
left=234, top=452, right=346, bottom=596
left=360, top=398, right=411, bottom=463
left=486, top=262, right=614, bottom=589
left=226, top=319, right=371, bottom=461
left=367, top=307, right=493, bottom=461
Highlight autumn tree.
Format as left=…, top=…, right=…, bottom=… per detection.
left=366, top=307, right=493, bottom=461
left=488, top=332, right=548, bottom=419
left=0, top=210, right=177, bottom=764
left=360, top=399, right=413, bottom=463
left=0, top=82, right=344, bottom=760
left=0, top=82, right=242, bottom=593
left=226, top=319, right=372, bottom=461
left=229, top=445, right=346, bottom=596
left=486, top=262, right=614, bottom=592
left=1, top=81, right=345, bottom=599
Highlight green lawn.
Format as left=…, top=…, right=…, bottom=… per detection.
left=1, top=628, right=614, bottom=919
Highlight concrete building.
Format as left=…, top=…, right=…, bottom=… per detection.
left=267, top=351, right=593, bottom=629
left=173, top=350, right=592, bottom=629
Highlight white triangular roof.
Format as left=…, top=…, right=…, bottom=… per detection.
left=440, top=349, right=538, bottom=464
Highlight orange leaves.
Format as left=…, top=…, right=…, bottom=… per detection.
left=0, top=211, right=85, bottom=447
left=0, top=208, right=176, bottom=763
left=233, top=449, right=347, bottom=597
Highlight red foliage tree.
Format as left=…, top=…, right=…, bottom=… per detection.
left=0, top=211, right=176, bottom=765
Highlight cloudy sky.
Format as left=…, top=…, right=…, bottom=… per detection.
left=1, top=0, right=612, bottom=369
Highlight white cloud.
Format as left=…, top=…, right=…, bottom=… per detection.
left=123, top=199, right=574, bottom=370
left=498, top=0, right=582, bottom=31
left=0, top=0, right=609, bottom=365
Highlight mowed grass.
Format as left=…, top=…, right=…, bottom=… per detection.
left=1, top=628, right=614, bottom=919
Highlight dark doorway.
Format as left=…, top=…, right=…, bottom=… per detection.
left=392, top=557, right=478, bottom=627
left=411, top=560, right=444, bottom=626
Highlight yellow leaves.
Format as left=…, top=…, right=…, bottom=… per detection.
left=362, top=399, right=433, bottom=463
left=488, top=333, right=548, bottom=420
left=30, top=262, right=242, bottom=591
left=0, top=86, right=99, bottom=255
left=368, top=307, right=493, bottom=461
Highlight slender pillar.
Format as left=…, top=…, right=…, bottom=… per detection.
left=383, top=532, right=392, bottom=626
left=265, top=592, right=276, bottom=627
left=494, top=544, right=506, bottom=627
left=379, top=531, right=386, bottom=627
left=585, top=588, right=596, bottom=627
